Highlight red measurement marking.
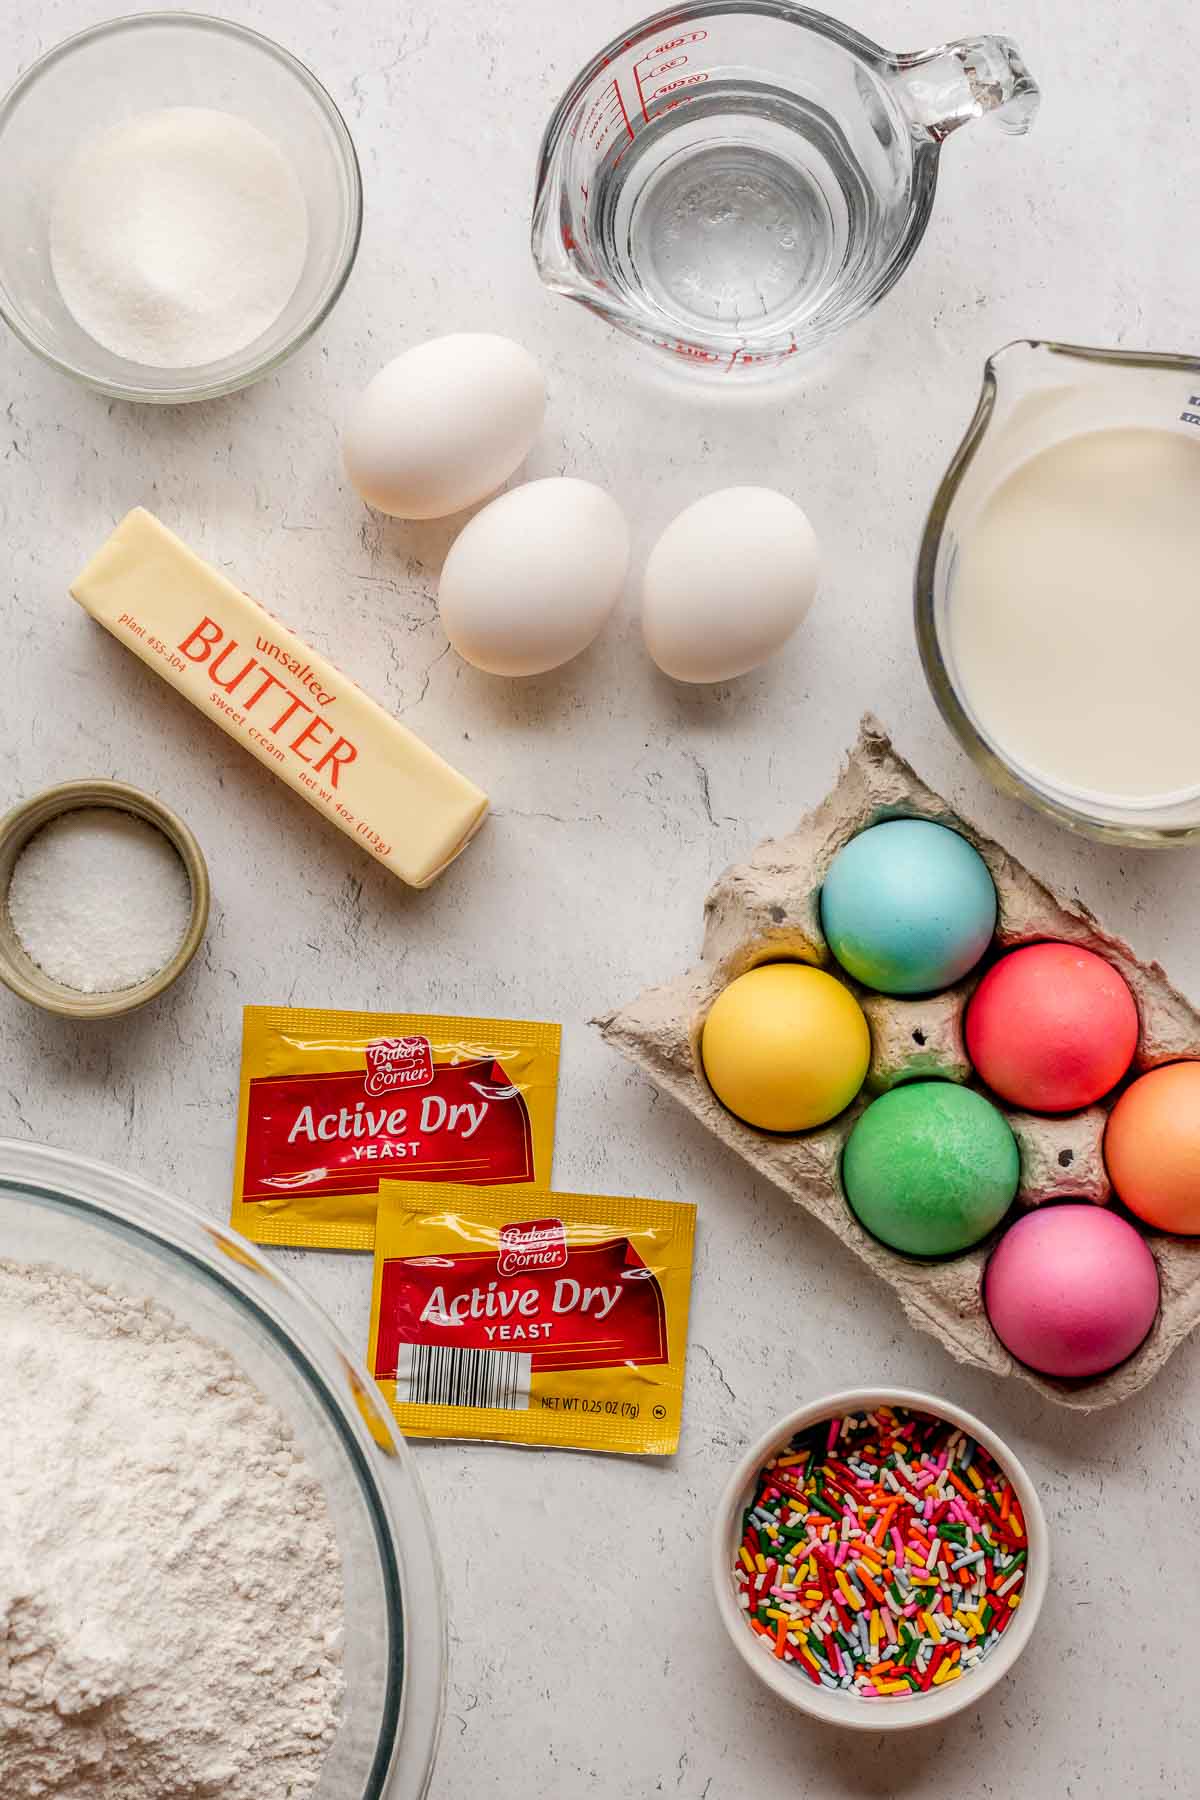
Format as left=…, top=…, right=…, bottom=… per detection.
left=649, top=71, right=708, bottom=101
left=633, top=56, right=650, bottom=122
left=645, top=29, right=708, bottom=55
left=662, top=340, right=721, bottom=364
left=632, top=28, right=707, bottom=121
left=612, top=77, right=635, bottom=142
left=582, top=77, right=635, bottom=152
left=721, top=343, right=802, bottom=373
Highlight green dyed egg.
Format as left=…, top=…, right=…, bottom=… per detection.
left=842, top=1082, right=1018, bottom=1257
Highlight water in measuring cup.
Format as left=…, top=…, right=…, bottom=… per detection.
left=590, top=87, right=884, bottom=345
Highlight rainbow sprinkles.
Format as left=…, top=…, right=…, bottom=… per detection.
left=734, top=1405, right=1027, bottom=1698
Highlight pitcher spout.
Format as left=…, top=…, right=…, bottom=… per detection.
left=982, top=338, right=1046, bottom=397
left=531, top=180, right=615, bottom=313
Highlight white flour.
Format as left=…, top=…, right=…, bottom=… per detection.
left=50, top=107, right=308, bottom=368
left=0, top=1261, right=344, bottom=1799
left=7, top=808, right=192, bottom=993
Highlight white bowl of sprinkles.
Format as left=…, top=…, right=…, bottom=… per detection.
left=711, top=1388, right=1048, bottom=1728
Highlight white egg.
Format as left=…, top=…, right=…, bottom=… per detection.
left=438, top=478, right=629, bottom=677
left=343, top=334, right=546, bottom=519
left=641, top=487, right=819, bottom=682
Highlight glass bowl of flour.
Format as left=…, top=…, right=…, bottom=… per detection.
left=0, top=14, right=361, bottom=401
left=0, top=1138, right=445, bottom=1800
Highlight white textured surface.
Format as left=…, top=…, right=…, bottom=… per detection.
left=3, top=2, right=1199, bottom=1795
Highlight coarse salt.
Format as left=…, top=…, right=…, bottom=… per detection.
left=7, top=807, right=191, bottom=993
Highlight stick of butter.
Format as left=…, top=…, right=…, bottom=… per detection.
left=71, top=509, right=488, bottom=889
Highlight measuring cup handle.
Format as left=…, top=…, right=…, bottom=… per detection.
left=891, top=37, right=1040, bottom=143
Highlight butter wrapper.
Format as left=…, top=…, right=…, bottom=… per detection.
left=368, top=1181, right=697, bottom=1454
left=232, top=1005, right=561, bottom=1250
left=71, top=508, right=487, bottom=888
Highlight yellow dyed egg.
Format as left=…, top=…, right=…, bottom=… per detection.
left=701, top=963, right=870, bottom=1133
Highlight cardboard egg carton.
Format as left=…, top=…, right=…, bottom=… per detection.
left=598, top=717, right=1200, bottom=1408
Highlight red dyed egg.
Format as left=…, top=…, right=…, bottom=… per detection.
left=965, top=943, right=1138, bottom=1113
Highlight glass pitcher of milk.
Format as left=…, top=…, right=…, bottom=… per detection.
left=917, top=340, right=1200, bottom=844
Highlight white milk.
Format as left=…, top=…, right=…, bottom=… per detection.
left=949, top=426, right=1200, bottom=804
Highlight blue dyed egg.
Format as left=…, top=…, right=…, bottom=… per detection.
left=820, top=819, right=996, bottom=996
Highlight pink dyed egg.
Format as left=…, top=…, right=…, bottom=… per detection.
left=984, top=1206, right=1159, bottom=1378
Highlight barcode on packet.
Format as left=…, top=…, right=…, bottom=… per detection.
left=395, top=1343, right=532, bottom=1411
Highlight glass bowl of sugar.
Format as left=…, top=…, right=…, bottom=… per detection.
left=0, top=778, right=209, bottom=1017
left=0, top=13, right=361, bottom=402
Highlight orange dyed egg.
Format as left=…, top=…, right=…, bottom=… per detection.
left=1105, top=1062, right=1200, bottom=1235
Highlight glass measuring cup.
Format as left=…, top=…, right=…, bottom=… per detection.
left=532, top=2, right=1038, bottom=373
left=917, top=340, right=1200, bottom=845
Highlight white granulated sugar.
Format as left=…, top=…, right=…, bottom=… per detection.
left=7, top=807, right=192, bottom=993
left=0, top=1260, right=344, bottom=1800
left=50, top=106, right=309, bottom=368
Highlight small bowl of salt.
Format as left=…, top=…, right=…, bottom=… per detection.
left=0, top=780, right=209, bottom=1018
left=0, top=14, right=361, bottom=402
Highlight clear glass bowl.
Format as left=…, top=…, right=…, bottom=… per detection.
left=0, top=1138, right=445, bottom=1799
left=0, top=13, right=362, bottom=402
